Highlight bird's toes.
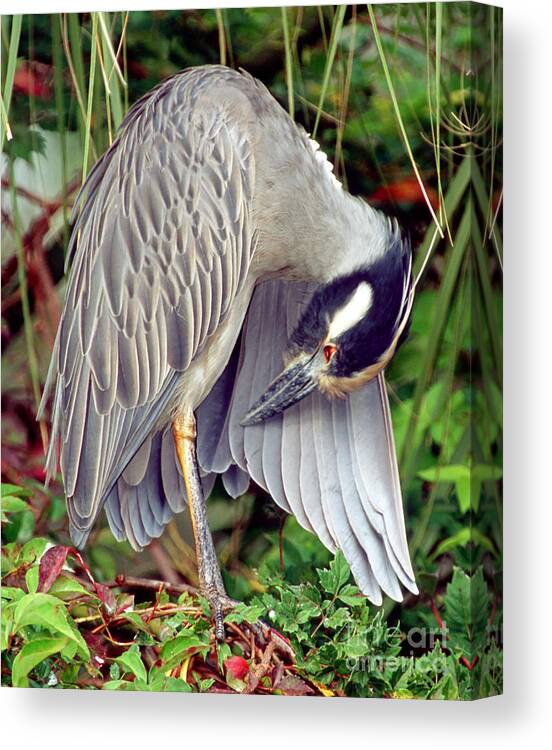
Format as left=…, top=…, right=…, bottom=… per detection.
left=241, top=618, right=295, bottom=662
left=204, top=591, right=294, bottom=661
left=204, top=591, right=239, bottom=640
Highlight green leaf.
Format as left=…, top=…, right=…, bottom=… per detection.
left=224, top=602, right=265, bottom=624
left=418, top=463, right=501, bottom=514
left=443, top=567, right=490, bottom=661
left=1, top=606, right=15, bottom=651
left=103, top=679, right=131, bottom=690
left=324, top=607, right=350, bottom=629
left=2, top=496, right=30, bottom=514
left=122, top=611, right=154, bottom=635
left=472, top=464, right=502, bottom=481
left=48, top=575, right=91, bottom=599
left=3, top=124, right=46, bottom=162
left=1, top=586, right=25, bottom=602
left=428, top=670, right=459, bottom=700
left=455, top=476, right=471, bottom=514
left=115, top=644, right=147, bottom=683
left=60, top=639, right=78, bottom=661
left=25, top=565, right=39, bottom=594
left=17, top=538, right=50, bottom=565
left=418, top=464, right=469, bottom=483
left=1, top=484, right=32, bottom=499
left=11, top=635, right=68, bottom=687
left=160, top=631, right=208, bottom=668
left=216, top=642, right=232, bottom=672
left=432, top=527, right=496, bottom=558
left=337, top=585, right=364, bottom=607
left=11, top=593, right=89, bottom=659
left=317, top=551, right=351, bottom=595
left=148, top=670, right=193, bottom=692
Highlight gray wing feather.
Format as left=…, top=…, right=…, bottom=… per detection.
left=348, top=380, right=416, bottom=583
left=221, top=465, right=250, bottom=498
left=312, top=390, right=384, bottom=601
left=104, top=485, right=125, bottom=542
left=259, top=286, right=294, bottom=513
left=103, top=429, right=184, bottom=549
left=40, top=67, right=256, bottom=546
left=196, top=333, right=240, bottom=473
left=196, top=279, right=417, bottom=603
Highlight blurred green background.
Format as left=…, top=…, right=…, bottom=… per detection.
left=1, top=3, right=502, bottom=697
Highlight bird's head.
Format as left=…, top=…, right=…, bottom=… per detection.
left=242, top=231, right=413, bottom=426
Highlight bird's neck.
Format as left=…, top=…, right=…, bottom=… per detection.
left=252, top=134, right=393, bottom=285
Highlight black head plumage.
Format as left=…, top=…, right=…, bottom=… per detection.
left=289, top=232, right=412, bottom=378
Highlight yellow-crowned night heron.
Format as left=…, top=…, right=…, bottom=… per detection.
left=40, top=65, right=418, bottom=638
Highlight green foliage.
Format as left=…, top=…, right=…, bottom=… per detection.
left=444, top=567, right=490, bottom=661
left=1, top=488, right=500, bottom=697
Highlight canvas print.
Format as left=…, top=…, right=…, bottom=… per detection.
left=1, top=3, right=503, bottom=699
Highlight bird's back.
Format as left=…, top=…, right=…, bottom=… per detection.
left=40, top=66, right=264, bottom=545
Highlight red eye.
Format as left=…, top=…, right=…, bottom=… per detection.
left=323, top=344, right=337, bottom=363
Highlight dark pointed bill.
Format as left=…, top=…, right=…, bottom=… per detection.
left=241, top=352, right=320, bottom=426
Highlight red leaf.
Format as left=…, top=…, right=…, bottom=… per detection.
left=83, top=631, right=110, bottom=668
left=369, top=177, right=439, bottom=209
left=94, top=583, right=117, bottom=613
left=224, top=655, right=249, bottom=680
left=38, top=545, right=70, bottom=592
left=276, top=674, right=314, bottom=696
left=13, top=62, right=52, bottom=100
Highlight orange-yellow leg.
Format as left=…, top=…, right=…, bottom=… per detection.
left=172, top=409, right=236, bottom=640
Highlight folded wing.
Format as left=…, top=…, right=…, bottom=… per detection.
left=196, top=279, right=418, bottom=603
left=40, top=67, right=256, bottom=546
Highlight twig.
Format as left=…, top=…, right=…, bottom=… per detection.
left=107, top=574, right=197, bottom=597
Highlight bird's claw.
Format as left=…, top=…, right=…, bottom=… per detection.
left=205, top=590, right=239, bottom=641
left=204, top=592, right=294, bottom=661
left=254, top=620, right=295, bottom=662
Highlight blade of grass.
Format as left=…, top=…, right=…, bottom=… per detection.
left=409, top=258, right=469, bottom=557
left=471, top=153, right=503, bottom=268
left=335, top=4, right=356, bottom=175
left=471, top=199, right=502, bottom=383
left=1, top=15, right=10, bottom=54
left=413, top=154, right=471, bottom=283
left=291, top=7, right=309, bottom=126
left=0, top=96, right=12, bottom=143
left=27, top=17, right=41, bottom=171
left=95, top=12, right=125, bottom=138
left=95, top=14, right=118, bottom=143
left=434, top=2, right=444, bottom=224
left=50, top=16, right=70, bottom=252
left=97, top=11, right=126, bottom=89
left=7, top=159, right=48, bottom=450
left=215, top=8, right=227, bottom=66
left=400, top=200, right=472, bottom=483
left=312, top=3, right=346, bottom=139
left=122, top=12, right=129, bottom=113
left=222, top=9, right=234, bottom=68
left=98, top=39, right=114, bottom=147
left=61, top=14, right=96, bottom=161
left=281, top=7, right=294, bottom=119
left=82, top=13, right=99, bottom=183
left=368, top=4, right=444, bottom=239
left=1, top=14, right=22, bottom=151
left=317, top=5, right=329, bottom=53
left=471, top=270, right=503, bottom=531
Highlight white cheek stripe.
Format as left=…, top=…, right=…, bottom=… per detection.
left=328, top=282, right=373, bottom=339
